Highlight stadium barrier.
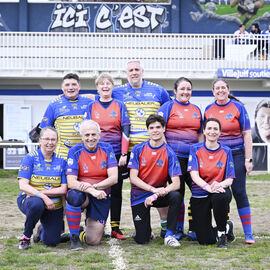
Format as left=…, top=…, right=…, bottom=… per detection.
left=0, top=32, right=269, bottom=78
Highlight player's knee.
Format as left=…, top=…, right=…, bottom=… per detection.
left=85, top=234, right=102, bottom=246
left=29, top=197, right=45, bottom=213
left=169, top=191, right=182, bottom=205
left=66, top=189, right=86, bottom=207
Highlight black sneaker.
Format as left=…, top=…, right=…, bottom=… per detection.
left=33, top=225, right=42, bottom=243
left=217, top=234, right=227, bottom=249
left=226, top=221, right=236, bottom=243
left=60, top=232, right=70, bottom=243
left=160, top=229, right=166, bottom=239
left=70, top=234, right=83, bottom=250
left=19, top=238, right=31, bottom=250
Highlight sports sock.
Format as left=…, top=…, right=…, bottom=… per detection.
left=217, top=231, right=225, bottom=237
left=238, top=206, right=253, bottom=236
left=65, top=202, right=82, bottom=236
left=111, top=221, right=120, bottom=232
left=176, top=201, right=185, bottom=232
left=165, top=229, right=174, bottom=238
left=160, top=219, right=167, bottom=231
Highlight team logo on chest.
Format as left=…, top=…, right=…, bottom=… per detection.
left=176, top=111, right=184, bottom=118
left=225, top=113, right=233, bottom=120
left=94, top=111, right=100, bottom=119
left=192, top=112, right=199, bottom=119
left=110, top=111, right=117, bottom=117
left=216, top=161, right=224, bottom=169
left=156, top=159, right=164, bottom=167
left=83, top=163, right=88, bottom=173
left=74, top=122, right=81, bottom=132
left=141, top=156, right=146, bottom=166
left=100, top=161, right=107, bottom=169
left=136, top=108, right=145, bottom=117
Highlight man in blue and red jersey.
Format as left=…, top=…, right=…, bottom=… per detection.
left=65, top=120, right=118, bottom=250
left=128, top=114, right=182, bottom=247
left=40, top=73, right=94, bottom=159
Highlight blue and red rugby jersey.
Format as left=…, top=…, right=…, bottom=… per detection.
left=128, top=141, right=182, bottom=206
left=204, top=99, right=251, bottom=150
left=188, top=142, right=235, bottom=198
left=158, top=99, right=203, bottom=158
left=66, top=142, right=117, bottom=195
left=84, top=98, right=130, bottom=155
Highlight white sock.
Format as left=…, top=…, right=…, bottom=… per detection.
left=226, top=223, right=230, bottom=234
left=217, top=231, right=225, bottom=237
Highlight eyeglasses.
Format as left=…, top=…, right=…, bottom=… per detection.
left=41, top=138, right=57, bottom=142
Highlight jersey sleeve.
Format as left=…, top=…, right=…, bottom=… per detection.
left=60, top=159, right=68, bottom=185
left=128, top=144, right=140, bottom=170
left=66, top=148, right=80, bottom=176
left=105, top=144, right=118, bottom=168
left=83, top=102, right=94, bottom=120
left=17, top=154, right=33, bottom=180
left=224, top=148, right=236, bottom=179
left=157, top=101, right=173, bottom=122
left=119, top=101, right=130, bottom=127
left=159, top=87, right=170, bottom=104
left=40, top=103, right=55, bottom=128
left=167, top=147, right=182, bottom=177
left=187, top=145, right=199, bottom=172
left=236, top=102, right=251, bottom=131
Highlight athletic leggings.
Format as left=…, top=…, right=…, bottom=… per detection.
left=191, top=188, right=232, bottom=245
left=231, top=149, right=250, bottom=209
left=17, top=194, right=63, bottom=246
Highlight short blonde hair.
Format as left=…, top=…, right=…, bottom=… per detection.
left=95, top=73, right=114, bottom=86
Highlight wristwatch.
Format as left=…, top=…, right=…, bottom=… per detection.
left=93, top=184, right=98, bottom=190
left=121, top=153, right=127, bottom=156
left=245, top=158, right=253, bottom=162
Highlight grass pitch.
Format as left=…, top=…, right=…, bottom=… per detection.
left=0, top=172, right=270, bottom=269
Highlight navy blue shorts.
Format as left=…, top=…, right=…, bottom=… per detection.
left=85, top=194, right=111, bottom=225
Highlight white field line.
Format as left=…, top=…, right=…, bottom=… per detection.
left=108, top=238, right=127, bottom=270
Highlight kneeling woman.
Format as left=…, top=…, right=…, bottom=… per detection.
left=17, top=127, right=67, bottom=250
left=187, top=118, right=235, bottom=249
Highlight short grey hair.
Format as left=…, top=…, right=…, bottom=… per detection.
left=95, top=73, right=114, bottom=86
left=126, top=60, right=144, bottom=70
left=80, top=120, right=101, bottom=135
left=40, top=126, right=58, bottom=139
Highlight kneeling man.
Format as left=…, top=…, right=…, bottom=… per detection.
left=65, top=120, right=117, bottom=250
left=128, top=114, right=183, bottom=247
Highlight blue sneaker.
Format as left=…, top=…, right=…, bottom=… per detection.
left=187, top=231, right=197, bottom=241
left=173, top=230, right=185, bottom=241
left=245, top=234, right=255, bottom=244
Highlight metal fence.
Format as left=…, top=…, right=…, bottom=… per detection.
left=0, top=32, right=269, bottom=77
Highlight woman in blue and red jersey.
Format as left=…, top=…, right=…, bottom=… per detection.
left=188, top=118, right=235, bottom=249
left=158, top=77, right=203, bottom=240
left=84, top=73, right=130, bottom=239
left=204, top=78, right=255, bottom=244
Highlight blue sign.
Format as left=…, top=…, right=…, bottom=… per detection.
left=217, top=68, right=270, bottom=79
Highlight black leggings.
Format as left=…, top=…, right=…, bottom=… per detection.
left=191, top=188, right=232, bottom=245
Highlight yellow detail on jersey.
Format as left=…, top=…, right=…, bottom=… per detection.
left=54, top=115, right=84, bottom=159
left=124, top=101, right=160, bottom=149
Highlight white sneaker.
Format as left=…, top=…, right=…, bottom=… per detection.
left=164, top=235, right=181, bottom=247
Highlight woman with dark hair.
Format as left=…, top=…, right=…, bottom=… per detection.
left=158, top=77, right=203, bottom=240
left=204, top=78, right=255, bottom=244
left=188, top=118, right=235, bottom=249
left=252, top=99, right=270, bottom=170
